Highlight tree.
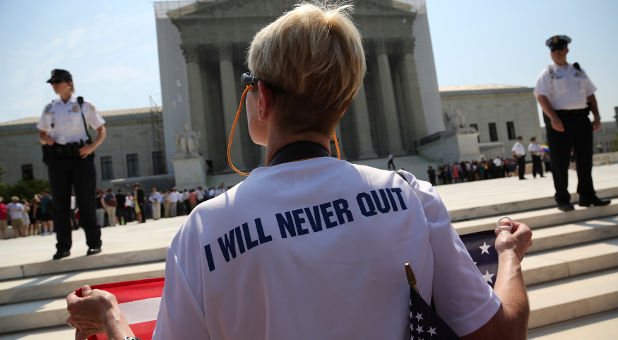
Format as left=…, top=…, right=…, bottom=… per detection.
left=8, top=179, right=50, bottom=201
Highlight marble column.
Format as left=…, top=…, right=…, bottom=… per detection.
left=401, top=39, right=427, bottom=145
left=351, top=83, right=377, bottom=159
left=376, top=40, right=404, bottom=155
left=182, top=44, right=208, bottom=159
left=219, top=44, right=245, bottom=171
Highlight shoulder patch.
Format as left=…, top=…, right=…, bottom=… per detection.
left=44, top=104, right=52, bottom=113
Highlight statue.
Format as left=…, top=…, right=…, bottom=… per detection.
left=444, top=105, right=466, bottom=131
left=174, top=125, right=200, bottom=158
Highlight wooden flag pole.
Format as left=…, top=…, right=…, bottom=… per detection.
left=404, top=263, right=419, bottom=294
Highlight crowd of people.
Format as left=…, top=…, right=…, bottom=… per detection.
left=0, top=193, right=54, bottom=239
left=96, top=183, right=230, bottom=227
left=0, top=183, right=230, bottom=239
left=426, top=154, right=551, bottom=186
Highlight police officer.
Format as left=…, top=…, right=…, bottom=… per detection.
left=511, top=136, right=526, bottom=180
left=37, top=69, right=107, bottom=260
left=534, top=35, right=610, bottom=211
left=528, top=137, right=544, bottom=178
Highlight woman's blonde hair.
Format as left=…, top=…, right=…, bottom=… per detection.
left=248, top=2, right=366, bottom=135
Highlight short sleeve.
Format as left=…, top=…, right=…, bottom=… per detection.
left=152, top=215, right=210, bottom=339
left=534, top=68, right=551, bottom=97
left=36, top=103, right=53, bottom=132
left=83, top=100, right=105, bottom=129
left=582, top=72, right=597, bottom=97
left=409, top=178, right=501, bottom=336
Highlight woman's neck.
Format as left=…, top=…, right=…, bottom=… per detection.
left=265, top=131, right=331, bottom=166
left=60, top=93, right=72, bottom=103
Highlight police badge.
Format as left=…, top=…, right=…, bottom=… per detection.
left=72, top=105, right=79, bottom=112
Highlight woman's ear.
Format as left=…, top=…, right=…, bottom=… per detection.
left=257, top=81, right=273, bottom=120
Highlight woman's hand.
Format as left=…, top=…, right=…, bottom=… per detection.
left=494, top=221, right=532, bottom=262
left=79, top=144, right=95, bottom=158
left=66, top=285, right=133, bottom=339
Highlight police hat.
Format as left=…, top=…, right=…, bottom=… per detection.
left=545, top=35, right=571, bottom=51
left=46, top=69, right=73, bottom=83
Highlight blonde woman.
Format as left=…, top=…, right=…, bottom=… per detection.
left=67, top=3, right=531, bottom=339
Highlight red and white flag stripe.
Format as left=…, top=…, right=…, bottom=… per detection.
left=75, top=277, right=165, bottom=340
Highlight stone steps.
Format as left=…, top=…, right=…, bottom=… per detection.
left=452, top=200, right=618, bottom=235
left=1, top=221, right=616, bottom=334
left=528, top=309, right=618, bottom=339
left=0, top=325, right=74, bottom=340
left=527, top=268, right=618, bottom=329
left=0, top=178, right=615, bottom=338
left=522, top=238, right=618, bottom=285
left=447, top=187, right=618, bottom=222
left=0, top=262, right=165, bottom=305
left=527, top=216, right=618, bottom=253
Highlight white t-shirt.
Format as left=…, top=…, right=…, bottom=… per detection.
left=534, top=63, right=596, bottom=110
left=153, top=158, right=500, bottom=339
left=7, top=203, right=25, bottom=220
left=37, top=95, right=105, bottom=145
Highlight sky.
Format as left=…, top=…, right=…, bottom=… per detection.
left=0, top=0, right=616, bottom=125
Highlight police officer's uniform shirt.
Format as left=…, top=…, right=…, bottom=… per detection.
left=36, top=95, right=104, bottom=145
left=528, top=143, right=541, bottom=155
left=153, top=157, right=501, bottom=339
left=534, top=63, right=596, bottom=110
left=512, top=142, right=525, bottom=156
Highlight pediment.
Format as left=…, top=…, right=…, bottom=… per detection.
left=167, top=0, right=414, bottom=21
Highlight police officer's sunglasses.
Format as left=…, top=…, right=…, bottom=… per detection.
left=240, top=72, right=285, bottom=94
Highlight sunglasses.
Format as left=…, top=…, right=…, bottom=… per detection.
left=240, top=72, right=285, bottom=94
left=550, top=47, right=566, bottom=52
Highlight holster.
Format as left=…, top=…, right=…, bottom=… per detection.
left=42, top=140, right=94, bottom=165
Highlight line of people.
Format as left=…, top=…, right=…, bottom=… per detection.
left=0, top=192, right=54, bottom=239
left=94, top=183, right=230, bottom=228
left=426, top=154, right=550, bottom=186
left=0, top=183, right=230, bottom=240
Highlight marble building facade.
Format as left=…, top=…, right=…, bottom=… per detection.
left=155, top=0, right=444, bottom=173
left=439, top=85, right=544, bottom=160
left=0, top=107, right=166, bottom=187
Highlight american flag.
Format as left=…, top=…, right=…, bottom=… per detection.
left=460, top=230, right=499, bottom=288
left=406, top=230, right=499, bottom=339
left=75, top=278, right=164, bottom=340
left=407, top=281, right=460, bottom=340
